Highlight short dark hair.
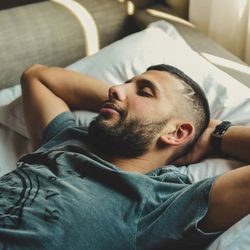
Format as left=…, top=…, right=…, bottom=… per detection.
left=147, top=64, right=210, bottom=158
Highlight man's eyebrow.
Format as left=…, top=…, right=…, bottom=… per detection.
left=124, top=78, right=133, bottom=83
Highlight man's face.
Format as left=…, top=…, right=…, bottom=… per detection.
left=88, top=70, right=182, bottom=157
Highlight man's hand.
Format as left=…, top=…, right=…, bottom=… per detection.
left=173, top=120, right=221, bottom=165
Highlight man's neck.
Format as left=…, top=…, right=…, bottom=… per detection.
left=99, top=150, right=173, bottom=174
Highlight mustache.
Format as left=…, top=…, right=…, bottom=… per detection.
left=101, top=100, right=126, bottom=118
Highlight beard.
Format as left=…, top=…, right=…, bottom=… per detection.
left=87, top=112, right=168, bottom=158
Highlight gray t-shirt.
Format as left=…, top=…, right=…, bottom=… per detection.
left=0, top=112, right=220, bottom=250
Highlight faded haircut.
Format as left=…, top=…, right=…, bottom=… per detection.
left=147, top=64, right=210, bottom=158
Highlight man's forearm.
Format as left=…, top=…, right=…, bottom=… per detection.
left=22, top=64, right=110, bottom=112
left=221, top=125, right=250, bottom=163
left=173, top=120, right=250, bottom=166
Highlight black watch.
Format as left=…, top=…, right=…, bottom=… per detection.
left=211, top=121, right=232, bottom=154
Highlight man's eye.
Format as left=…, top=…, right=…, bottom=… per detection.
left=138, top=88, right=153, bottom=97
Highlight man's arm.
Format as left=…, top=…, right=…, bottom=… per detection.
left=174, top=120, right=250, bottom=232
left=221, top=125, right=250, bottom=162
left=21, top=64, right=109, bottom=149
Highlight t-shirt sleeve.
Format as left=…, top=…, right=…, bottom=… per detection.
left=137, top=175, right=222, bottom=250
left=41, top=111, right=76, bottom=146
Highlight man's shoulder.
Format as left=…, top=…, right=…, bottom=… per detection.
left=39, top=111, right=89, bottom=150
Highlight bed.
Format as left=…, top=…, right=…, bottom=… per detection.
left=1, top=13, right=250, bottom=250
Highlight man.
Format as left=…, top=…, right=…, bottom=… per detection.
left=0, top=64, right=249, bottom=249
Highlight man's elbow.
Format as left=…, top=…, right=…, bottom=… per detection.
left=20, top=64, right=47, bottom=85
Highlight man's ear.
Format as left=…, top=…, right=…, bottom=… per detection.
left=160, top=123, right=195, bottom=146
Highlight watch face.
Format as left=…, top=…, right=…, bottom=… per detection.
left=213, top=121, right=232, bottom=137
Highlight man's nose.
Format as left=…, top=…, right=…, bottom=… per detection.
left=108, top=85, right=126, bottom=101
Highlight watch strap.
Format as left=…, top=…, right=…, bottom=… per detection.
left=211, top=121, right=232, bottom=154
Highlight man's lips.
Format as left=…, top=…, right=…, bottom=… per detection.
left=100, top=102, right=121, bottom=116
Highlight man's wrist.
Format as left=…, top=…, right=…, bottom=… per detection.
left=211, top=121, right=232, bottom=155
